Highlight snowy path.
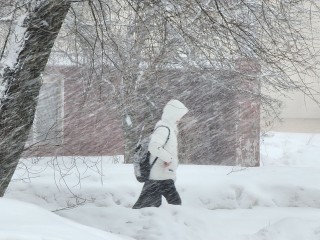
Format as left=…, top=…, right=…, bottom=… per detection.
left=3, top=132, right=320, bottom=240
left=6, top=163, right=320, bottom=240
left=58, top=205, right=320, bottom=240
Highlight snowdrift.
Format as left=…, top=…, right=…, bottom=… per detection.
left=2, top=132, right=320, bottom=240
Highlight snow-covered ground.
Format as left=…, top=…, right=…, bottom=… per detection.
left=3, top=132, right=320, bottom=240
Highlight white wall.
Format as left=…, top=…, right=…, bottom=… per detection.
left=266, top=88, right=320, bottom=133
left=280, top=92, right=320, bottom=119
left=264, top=3, right=320, bottom=133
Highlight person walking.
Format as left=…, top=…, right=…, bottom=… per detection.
left=132, top=99, right=188, bottom=209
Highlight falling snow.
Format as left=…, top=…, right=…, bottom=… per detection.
left=0, top=1, right=320, bottom=240
left=2, top=132, right=320, bottom=240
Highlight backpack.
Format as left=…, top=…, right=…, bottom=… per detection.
left=133, top=125, right=170, bottom=182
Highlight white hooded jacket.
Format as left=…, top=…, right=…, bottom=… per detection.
left=148, top=99, right=188, bottom=181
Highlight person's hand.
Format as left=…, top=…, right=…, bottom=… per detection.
left=164, top=161, right=171, bottom=167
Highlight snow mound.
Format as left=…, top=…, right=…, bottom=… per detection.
left=261, top=132, right=320, bottom=167
left=3, top=132, right=320, bottom=240
left=247, top=218, right=320, bottom=240
left=0, top=198, right=133, bottom=240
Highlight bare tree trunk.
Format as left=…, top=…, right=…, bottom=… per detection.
left=0, top=0, right=70, bottom=197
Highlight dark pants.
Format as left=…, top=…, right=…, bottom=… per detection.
left=132, top=179, right=181, bottom=209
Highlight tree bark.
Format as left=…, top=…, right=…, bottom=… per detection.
left=0, top=0, right=70, bottom=197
